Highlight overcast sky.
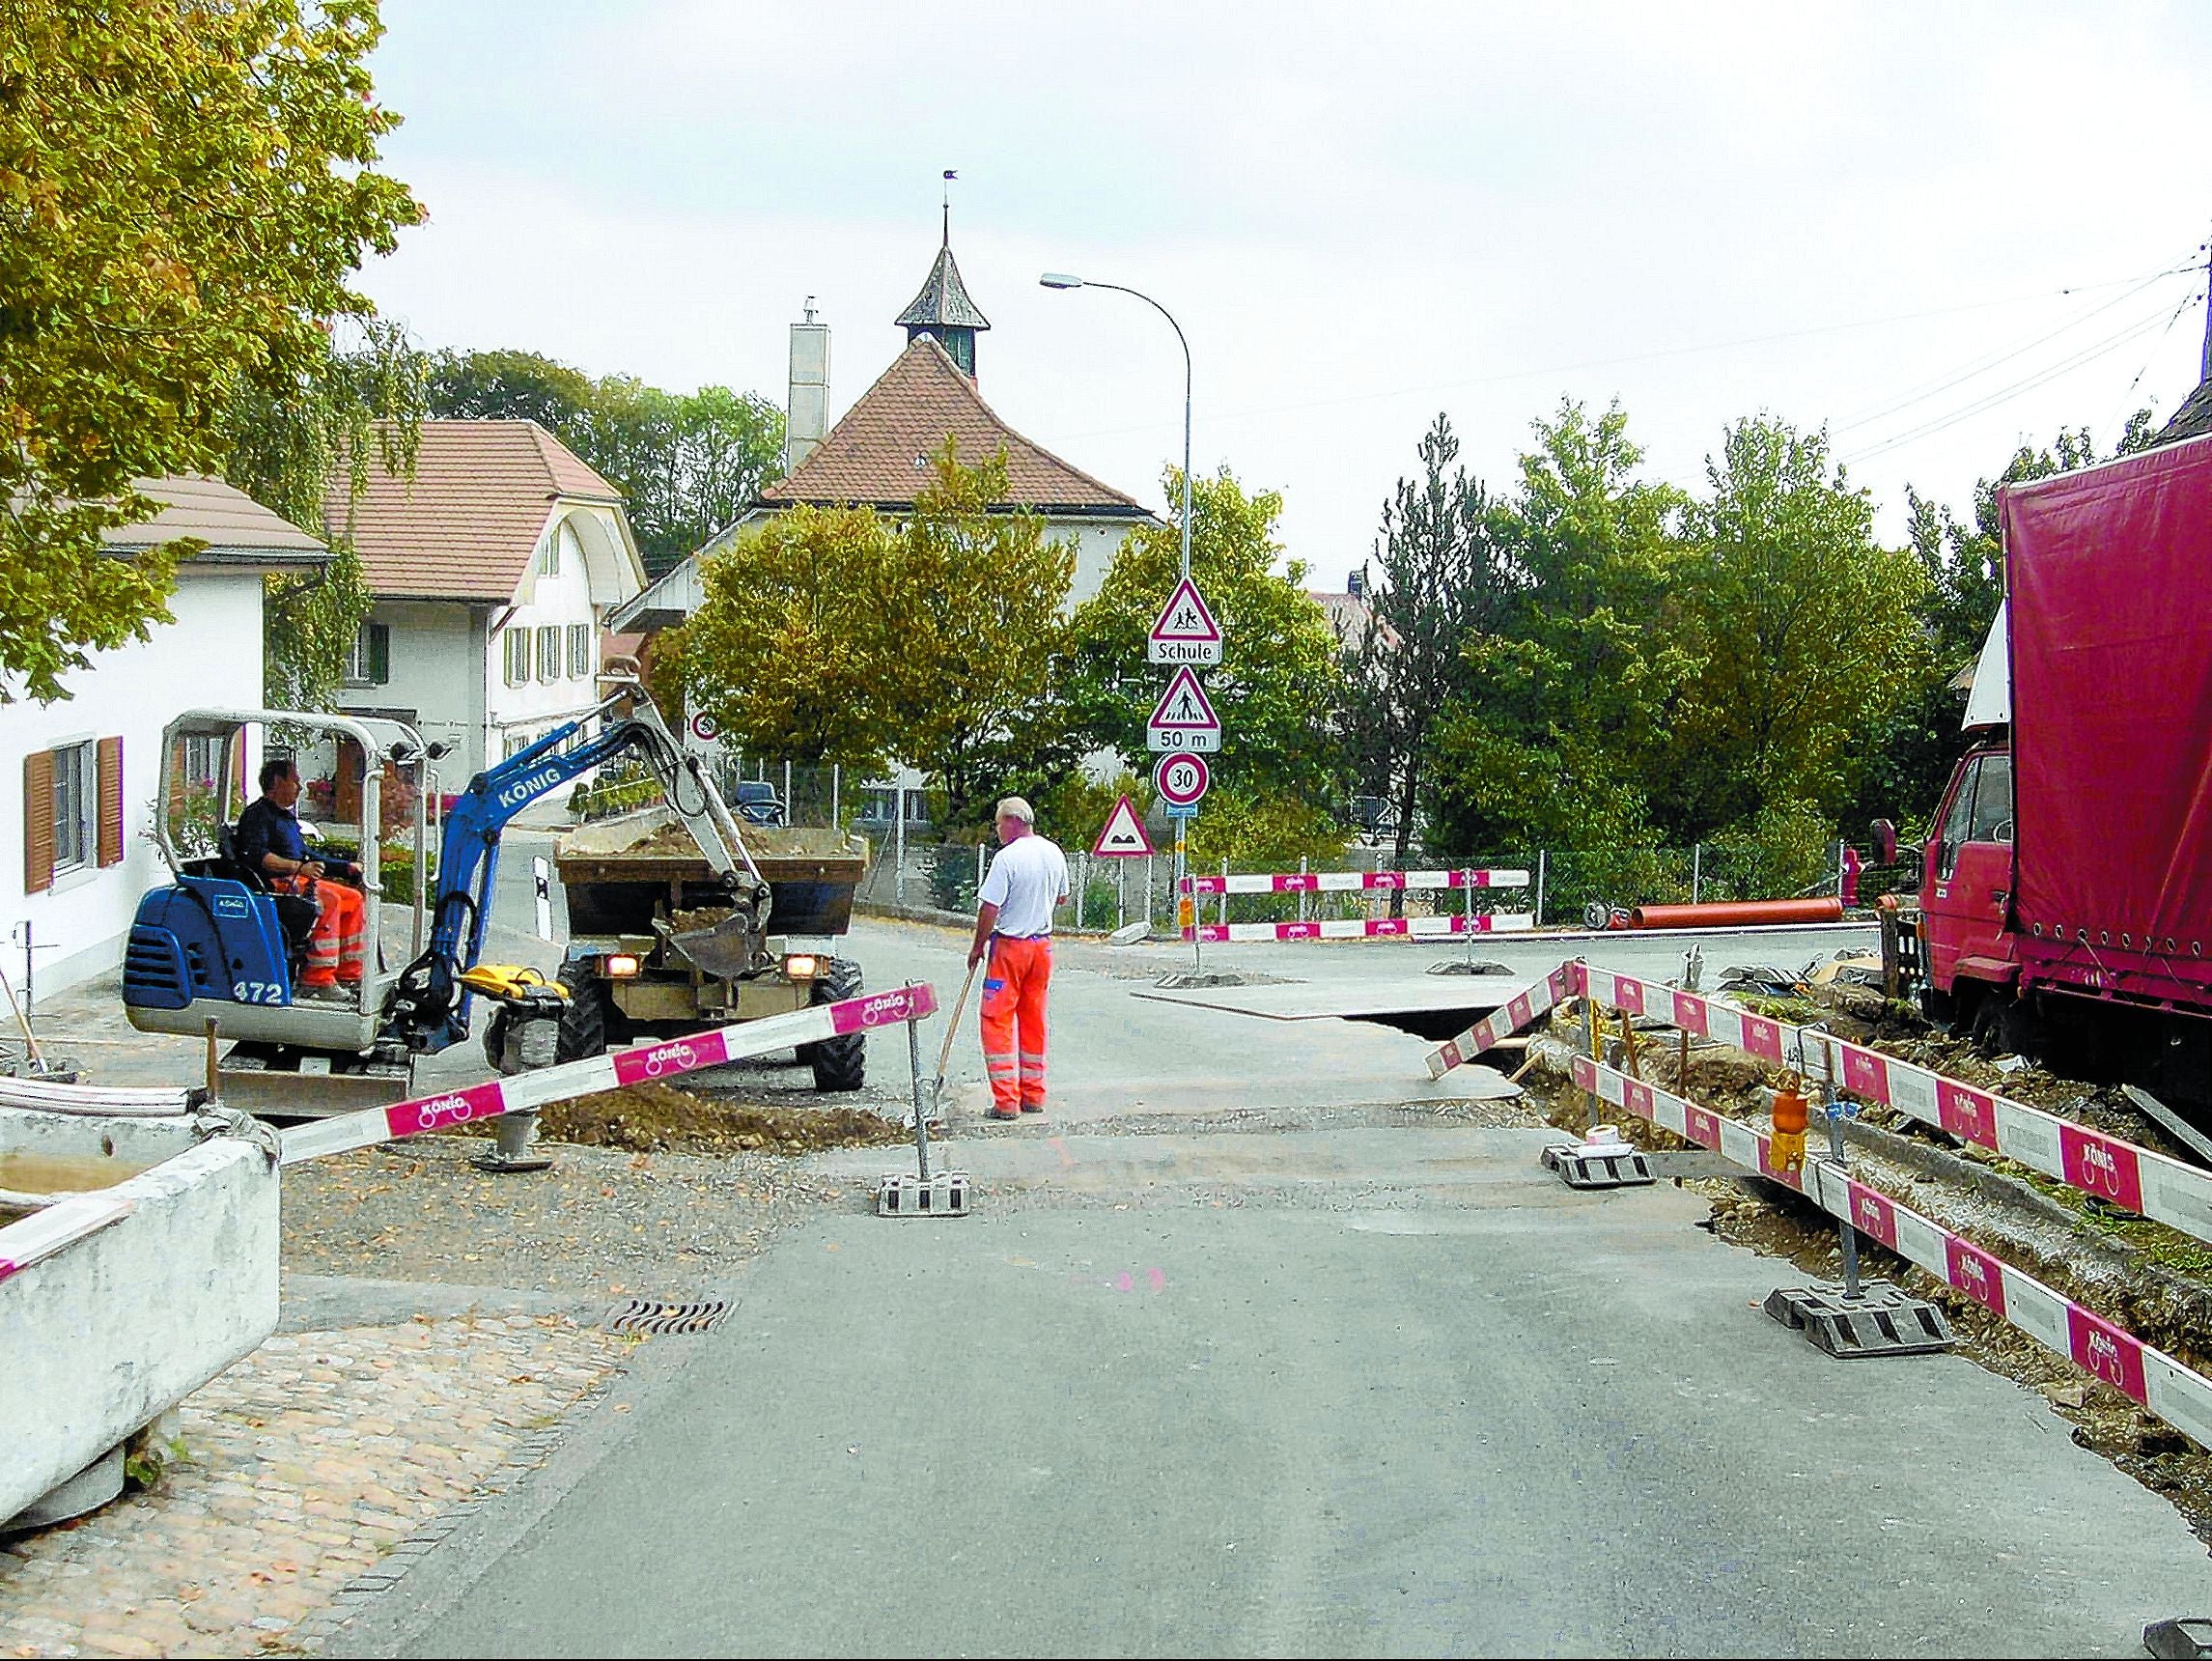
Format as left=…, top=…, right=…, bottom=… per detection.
left=359, top=1, right=2212, bottom=583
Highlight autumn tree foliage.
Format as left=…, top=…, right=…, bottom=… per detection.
left=0, top=0, right=421, bottom=704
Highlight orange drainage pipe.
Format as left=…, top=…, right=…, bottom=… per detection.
left=1628, top=897, right=1845, bottom=929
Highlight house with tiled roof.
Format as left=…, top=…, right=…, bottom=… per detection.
left=4, top=478, right=329, bottom=994
left=326, top=420, right=648, bottom=782
left=615, top=233, right=1158, bottom=635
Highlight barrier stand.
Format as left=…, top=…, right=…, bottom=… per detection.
left=1763, top=1031, right=1953, bottom=1359
left=878, top=979, right=970, bottom=1219
left=1539, top=986, right=1655, bottom=1190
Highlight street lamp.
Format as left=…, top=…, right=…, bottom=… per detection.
left=1044, top=271, right=1201, bottom=966
left=1039, top=273, right=1192, bottom=583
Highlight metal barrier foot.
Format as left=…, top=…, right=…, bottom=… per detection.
left=1763, top=1283, right=1953, bottom=1358
left=1541, top=1140, right=1656, bottom=1189
left=2144, top=1619, right=2212, bottom=1659
left=877, top=1170, right=971, bottom=1217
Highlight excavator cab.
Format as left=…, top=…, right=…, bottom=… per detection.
left=123, top=710, right=434, bottom=1101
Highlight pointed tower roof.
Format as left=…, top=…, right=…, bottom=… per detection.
left=895, top=242, right=992, bottom=333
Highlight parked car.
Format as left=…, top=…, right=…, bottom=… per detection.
left=732, top=780, right=786, bottom=827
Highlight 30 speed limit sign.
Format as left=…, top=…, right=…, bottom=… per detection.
left=1153, top=751, right=1210, bottom=816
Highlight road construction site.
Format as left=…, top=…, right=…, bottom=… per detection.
left=15, top=828, right=2212, bottom=1655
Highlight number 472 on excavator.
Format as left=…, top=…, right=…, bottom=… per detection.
left=120, top=668, right=784, bottom=1117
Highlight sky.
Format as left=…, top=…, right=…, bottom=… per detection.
left=357, top=1, right=2212, bottom=584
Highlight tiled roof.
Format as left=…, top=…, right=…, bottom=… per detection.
left=322, top=420, right=625, bottom=602
left=895, top=244, right=991, bottom=331
left=103, top=476, right=327, bottom=566
left=2156, top=380, right=2212, bottom=447
left=760, top=336, right=1150, bottom=517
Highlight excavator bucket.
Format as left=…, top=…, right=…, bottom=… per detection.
left=665, top=913, right=756, bottom=980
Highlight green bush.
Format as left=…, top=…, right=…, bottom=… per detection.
left=376, top=843, right=439, bottom=907
left=1702, top=800, right=1836, bottom=903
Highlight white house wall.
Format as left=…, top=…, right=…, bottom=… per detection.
left=346, top=601, right=487, bottom=780
left=486, top=515, right=611, bottom=770
left=1056, top=518, right=1140, bottom=605
left=0, top=571, right=266, bottom=999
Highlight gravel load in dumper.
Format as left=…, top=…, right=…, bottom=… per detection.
left=535, top=807, right=874, bottom=1091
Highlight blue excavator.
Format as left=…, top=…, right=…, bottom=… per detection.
left=122, top=670, right=768, bottom=1116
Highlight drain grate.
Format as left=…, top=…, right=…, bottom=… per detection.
left=602, top=1297, right=731, bottom=1336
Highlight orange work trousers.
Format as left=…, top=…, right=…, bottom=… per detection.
left=979, top=936, right=1051, bottom=1114
left=293, top=878, right=367, bottom=987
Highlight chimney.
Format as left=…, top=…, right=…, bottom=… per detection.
left=785, top=297, right=830, bottom=475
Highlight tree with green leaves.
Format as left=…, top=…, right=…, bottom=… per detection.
left=1062, top=466, right=1344, bottom=810
left=671, top=444, right=1074, bottom=827
left=667, top=504, right=900, bottom=771
left=884, top=445, right=1077, bottom=829
left=0, top=0, right=420, bottom=705
left=1426, top=401, right=1694, bottom=855
left=1339, top=414, right=1520, bottom=875
left=1661, top=416, right=1930, bottom=838
left=224, top=319, right=428, bottom=708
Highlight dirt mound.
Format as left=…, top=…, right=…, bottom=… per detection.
left=527, top=1081, right=910, bottom=1157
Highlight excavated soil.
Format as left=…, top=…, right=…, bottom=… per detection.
left=1536, top=1000, right=2212, bottom=1549
left=457, top=1080, right=910, bottom=1157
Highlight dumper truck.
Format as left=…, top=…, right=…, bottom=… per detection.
left=545, top=808, right=874, bottom=1090
left=1914, top=432, right=2212, bottom=1113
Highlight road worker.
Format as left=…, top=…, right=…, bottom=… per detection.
left=967, top=796, right=1070, bottom=1120
left=235, top=757, right=367, bottom=999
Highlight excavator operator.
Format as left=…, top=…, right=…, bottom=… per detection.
left=235, top=757, right=367, bottom=999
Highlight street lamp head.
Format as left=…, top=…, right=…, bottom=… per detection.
left=1038, top=272, right=1086, bottom=290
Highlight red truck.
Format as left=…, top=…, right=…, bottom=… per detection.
left=1918, top=433, right=2212, bottom=1112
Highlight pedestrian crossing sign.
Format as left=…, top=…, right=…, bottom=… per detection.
left=1146, top=665, right=1221, bottom=752
left=1092, top=795, right=1155, bottom=858
left=1147, top=577, right=1223, bottom=665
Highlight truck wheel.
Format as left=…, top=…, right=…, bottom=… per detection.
left=555, top=963, right=629, bottom=1063
left=801, top=958, right=866, bottom=1092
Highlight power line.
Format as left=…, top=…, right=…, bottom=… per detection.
left=1055, top=270, right=2184, bottom=442
left=1841, top=304, right=2182, bottom=465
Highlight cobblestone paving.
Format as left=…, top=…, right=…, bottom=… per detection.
left=0, top=1315, right=627, bottom=1657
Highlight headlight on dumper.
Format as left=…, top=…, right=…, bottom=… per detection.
left=602, top=952, right=642, bottom=979
left=783, top=953, right=821, bottom=980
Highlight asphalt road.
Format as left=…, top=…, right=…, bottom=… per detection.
left=328, top=913, right=2212, bottom=1659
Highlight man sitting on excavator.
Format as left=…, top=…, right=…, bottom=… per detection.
left=235, top=757, right=367, bottom=999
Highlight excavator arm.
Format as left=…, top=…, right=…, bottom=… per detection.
left=383, top=673, right=766, bottom=1054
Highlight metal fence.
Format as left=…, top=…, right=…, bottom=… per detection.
left=853, top=835, right=1915, bottom=933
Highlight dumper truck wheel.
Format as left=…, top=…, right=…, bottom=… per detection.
left=555, top=962, right=630, bottom=1063
left=800, top=957, right=866, bottom=1091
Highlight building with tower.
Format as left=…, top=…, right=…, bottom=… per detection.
left=614, top=226, right=1158, bottom=636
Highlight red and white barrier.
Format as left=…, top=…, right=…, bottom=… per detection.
left=0, top=1194, right=133, bottom=1286
left=1185, top=867, right=1529, bottom=895
left=1424, top=966, right=1581, bottom=1075
left=1568, top=964, right=2212, bottom=1254
left=1192, top=913, right=1535, bottom=944
left=279, top=983, right=939, bottom=1167
left=1572, top=1049, right=2212, bottom=1447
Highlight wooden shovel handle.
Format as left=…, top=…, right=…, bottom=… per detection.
left=934, top=957, right=981, bottom=1084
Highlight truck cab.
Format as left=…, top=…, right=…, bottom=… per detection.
left=1922, top=743, right=2018, bottom=1013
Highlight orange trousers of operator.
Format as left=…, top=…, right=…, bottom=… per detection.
left=287, top=877, right=366, bottom=988
left=979, top=936, right=1052, bottom=1114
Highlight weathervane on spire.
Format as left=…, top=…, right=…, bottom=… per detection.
left=942, top=169, right=957, bottom=246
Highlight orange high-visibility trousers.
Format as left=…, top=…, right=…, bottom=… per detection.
left=979, top=936, right=1051, bottom=1114
left=297, top=879, right=367, bottom=987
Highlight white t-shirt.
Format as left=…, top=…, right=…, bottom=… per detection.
left=979, top=833, right=1069, bottom=938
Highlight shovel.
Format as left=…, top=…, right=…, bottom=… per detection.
left=929, top=958, right=982, bottom=1117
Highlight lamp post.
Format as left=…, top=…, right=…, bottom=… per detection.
left=1042, top=271, right=1199, bottom=966
left=1039, top=273, right=1192, bottom=582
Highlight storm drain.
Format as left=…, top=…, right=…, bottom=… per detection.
left=602, top=1297, right=731, bottom=1336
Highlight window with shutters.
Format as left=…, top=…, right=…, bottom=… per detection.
left=344, top=621, right=391, bottom=687
left=50, top=742, right=94, bottom=877
left=536, top=625, right=561, bottom=685
left=503, top=628, right=530, bottom=687
left=568, top=623, right=591, bottom=679
left=96, top=736, right=123, bottom=868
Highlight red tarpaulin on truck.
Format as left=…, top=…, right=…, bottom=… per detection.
left=2004, top=435, right=2212, bottom=959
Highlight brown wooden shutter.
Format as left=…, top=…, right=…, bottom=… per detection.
left=22, top=751, right=54, bottom=894
left=97, top=736, right=124, bottom=868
